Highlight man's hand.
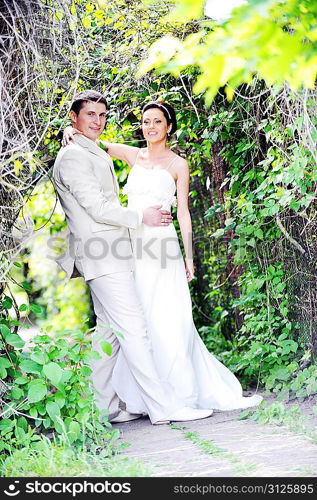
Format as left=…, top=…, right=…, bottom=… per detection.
left=142, top=205, right=173, bottom=226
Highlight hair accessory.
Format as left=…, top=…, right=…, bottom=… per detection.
left=147, top=101, right=172, bottom=121
left=156, top=103, right=171, bottom=120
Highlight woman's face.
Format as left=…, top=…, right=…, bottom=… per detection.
left=142, top=108, right=171, bottom=143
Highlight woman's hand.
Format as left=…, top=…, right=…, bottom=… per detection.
left=62, top=126, right=82, bottom=147
left=185, top=258, right=195, bottom=282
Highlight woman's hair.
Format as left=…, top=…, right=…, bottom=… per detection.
left=142, top=101, right=177, bottom=135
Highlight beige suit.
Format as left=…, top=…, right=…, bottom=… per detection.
left=52, top=135, right=181, bottom=423
left=53, top=134, right=142, bottom=280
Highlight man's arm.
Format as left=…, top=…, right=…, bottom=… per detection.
left=56, top=150, right=173, bottom=228
left=57, top=150, right=142, bottom=229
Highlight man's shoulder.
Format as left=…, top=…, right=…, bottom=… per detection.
left=53, top=143, right=91, bottom=182
left=56, top=142, right=85, bottom=160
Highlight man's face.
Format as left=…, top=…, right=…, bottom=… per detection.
left=70, top=101, right=107, bottom=141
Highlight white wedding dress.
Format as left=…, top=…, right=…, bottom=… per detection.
left=112, top=162, right=262, bottom=413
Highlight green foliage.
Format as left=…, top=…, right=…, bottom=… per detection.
left=0, top=432, right=151, bottom=477
left=219, top=264, right=300, bottom=383
left=0, top=312, right=115, bottom=454
left=240, top=400, right=304, bottom=426
left=192, top=82, right=316, bottom=387
left=141, top=0, right=317, bottom=103
left=240, top=400, right=317, bottom=444
left=267, top=364, right=317, bottom=400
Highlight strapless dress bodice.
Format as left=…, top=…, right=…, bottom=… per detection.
left=122, top=164, right=177, bottom=211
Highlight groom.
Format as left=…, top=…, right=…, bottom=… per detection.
left=52, top=90, right=213, bottom=424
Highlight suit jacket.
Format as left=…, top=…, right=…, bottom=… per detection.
left=52, top=135, right=142, bottom=280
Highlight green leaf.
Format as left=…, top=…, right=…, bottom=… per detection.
left=274, top=367, right=290, bottom=381
left=29, top=407, right=38, bottom=418
left=19, top=359, right=42, bottom=374
left=59, top=370, right=71, bottom=386
left=10, top=320, right=27, bottom=328
left=43, top=362, right=63, bottom=386
left=212, top=228, right=225, bottom=238
left=17, top=416, right=28, bottom=431
left=0, top=357, right=11, bottom=369
left=21, top=281, right=32, bottom=292
left=247, top=237, right=256, bottom=247
left=30, top=351, right=49, bottom=365
left=27, top=380, right=47, bottom=403
left=276, top=283, right=286, bottom=293
left=85, top=350, right=102, bottom=361
left=29, top=304, right=43, bottom=315
left=100, top=341, right=112, bottom=356
left=54, top=393, right=66, bottom=409
left=77, top=397, right=90, bottom=409
left=15, top=377, right=29, bottom=385
left=43, top=417, right=52, bottom=429
left=0, top=324, right=11, bottom=339
left=68, top=421, right=81, bottom=443
left=0, top=419, right=14, bottom=431
left=6, top=334, right=25, bottom=349
left=15, top=425, right=26, bottom=440
left=254, top=228, right=264, bottom=240
left=2, top=296, right=13, bottom=309
left=46, top=401, right=61, bottom=421
left=10, top=387, right=23, bottom=399
left=80, top=365, right=92, bottom=377
left=19, top=304, right=28, bottom=312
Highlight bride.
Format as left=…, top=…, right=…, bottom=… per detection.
left=63, top=100, right=262, bottom=413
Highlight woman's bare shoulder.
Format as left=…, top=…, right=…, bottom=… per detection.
left=131, top=147, right=147, bottom=166
left=137, top=147, right=147, bottom=157
left=170, top=150, right=187, bottom=163
left=172, top=153, right=188, bottom=171
left=122, top=145, right=143, bottom=167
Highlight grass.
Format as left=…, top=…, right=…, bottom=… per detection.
left=232, top=462, right=258, bottom=476
left=239, top=401, right=317, bottom=444
left=172, top=425, right=259, bottom=476
left=0, top=434, right=152, bottom=477
left=184, top=431, right=226, bottom=456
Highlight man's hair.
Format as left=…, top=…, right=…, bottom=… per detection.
left=70, top=90, right=107, bottom=115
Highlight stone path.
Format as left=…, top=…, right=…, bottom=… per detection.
left=113, top=392, right=317, bottom=477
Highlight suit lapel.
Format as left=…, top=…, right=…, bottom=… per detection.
left=74, top=135, right=119, bottom=194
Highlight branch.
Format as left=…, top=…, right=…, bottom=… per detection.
left=276, top=214, right=306, bottom=255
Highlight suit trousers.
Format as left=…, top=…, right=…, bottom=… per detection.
left=85, top=270, right=181, bottom=423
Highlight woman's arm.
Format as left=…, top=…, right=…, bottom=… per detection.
left=99, top=141, right=139, bottom=166
left=62, top=127, right=140, bottom=166
left=176, top=159, right=195, bottom=282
